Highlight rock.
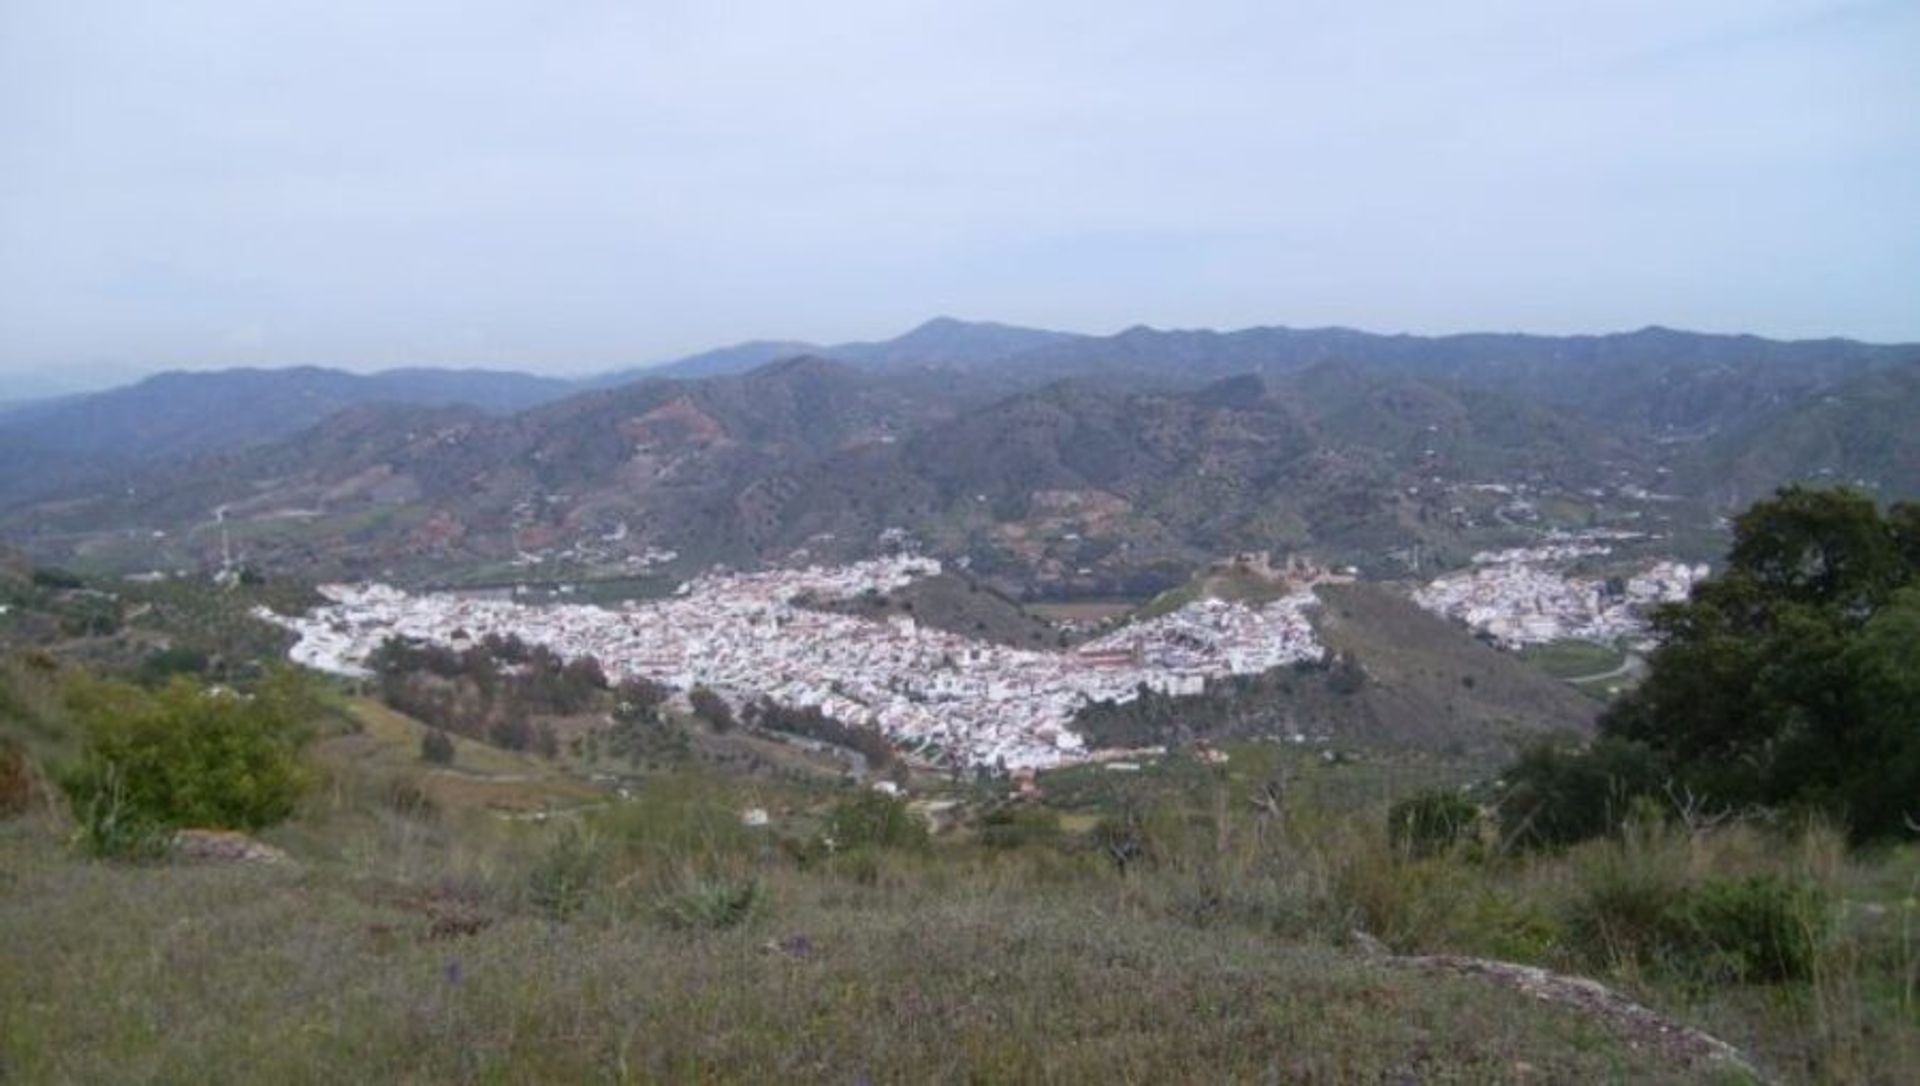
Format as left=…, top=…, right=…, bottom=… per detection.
left=1348, top=929, right=1391, bottom=958
left=171, top=829, right=293, bottom=866
left=1384, top=952, right=1772, bottom=1082
left=760, top=933, right=814, bottom=960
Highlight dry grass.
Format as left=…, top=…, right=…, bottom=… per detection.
left=1, top=818, right=1707, bottom=1085
left=5, top=676, right=1917, bottom=1083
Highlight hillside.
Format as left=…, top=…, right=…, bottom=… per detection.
left=1677, top=362, right=1920, bottom=509
left=1073, top=582, right=1598, bottom=758
left=4, top=320, right=1917, bottom=590
left=995, top=323, right=1920, bottom=436
left=4, top=642, right=1889, bottom=1083
left=0, top=366, right=577, bottom=510
left=801, top=572, right=1067, bottom=649
left=613, top=317, right=1083, bottom=383
left=0, top=354, right=1694, bottom=589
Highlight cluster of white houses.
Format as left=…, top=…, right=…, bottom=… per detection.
left=264, top=556, right=1325, bottom=769
left=1414, top=537, right=1706, bottom=648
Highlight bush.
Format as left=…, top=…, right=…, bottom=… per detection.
left=979, top=804, right=1061, bottom=850
left=1090, top=808, right=1152, bottom=873
left=420, top=728, right=456, bottom=765
left=488, top=715, right=532, bottom=751
left=653, top=872, right=764, bottom=930
left=1388, top=790, right=1482, bottom=858
left=526, top=825, right=603, bottom=919
left=824, top=791, right=927, bottom=852
left=140, top=646, right=210, bottom=683
left=30, top=567, right=83, bottom=590
left=1566, top=853, right=1825, bottom=984
left=1498, top=737, right=1665, bottom=850
left=1564, top=847, right=1688, bottom=974
left=68, top=765, right=172, bottom=861
left=58, top=672, right=312, bottom=855
left=1676, top=875, right=1825, bottom=983
left=0, top=738, right=33, bottom=818
left=378, top=775, right=438, bottom=821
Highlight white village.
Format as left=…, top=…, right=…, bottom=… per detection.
left=1413, top=532, right=1707, bottom=648
left=263, top=534, right=1708, bottom=770
left=263, top=556, right=1327, bottom=770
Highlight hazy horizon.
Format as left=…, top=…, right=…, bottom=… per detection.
left=4, top=1, right=1916, bottom=395
left=10, top=311, right=1920, bottom=403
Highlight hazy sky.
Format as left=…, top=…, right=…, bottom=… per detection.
left=2, top=0, right=1916, bottom=391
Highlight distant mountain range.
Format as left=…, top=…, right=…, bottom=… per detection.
left=0, top=366, right=577, bottom=507
left=2, top=318, right=1916, bottom=588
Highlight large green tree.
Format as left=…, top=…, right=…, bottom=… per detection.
left=1601, top=486, right=1920, bottom=840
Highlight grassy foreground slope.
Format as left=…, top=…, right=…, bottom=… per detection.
left=2, top=818, right=1712, bottom=1085
left=4, top=561, right=1916, bottom=1084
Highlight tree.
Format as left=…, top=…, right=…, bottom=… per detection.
left=614, top=676, right=670, bottom=723
left=420, top=728, right=456, bottom=766
left=489, top=715, right=532, bottom=752
left=688, top=686, right=736, bottom=732
left=1596, top=487, right=1920, bottom=841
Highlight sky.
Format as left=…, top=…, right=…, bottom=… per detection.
left=2, top=0, right=1916, bottom=394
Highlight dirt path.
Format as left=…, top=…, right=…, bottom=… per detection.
left=1565, top=653, right=1645, bottom=686
left=1367, top=943, right=1770, bottom=1082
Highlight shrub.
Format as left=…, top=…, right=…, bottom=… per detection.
left=979, top=804, right=1062, bottom=850
left=1676, top=875, right=1825, bottom=983
left=824, top=790, right=927, bottom=852
left=653, top=872, right=764, bottom=930
left=30, top=567, right=83, bottom=590
left=379, top=775, right=439, bottom=821
left=526, top=824, right=603, bottom=919
left=593, top=776, right=756, bottom=867
left=1090, top=808, right=1152, bottom=873
left=140, top=646, right=210, bottom=683
left=1498, top=736, right=1665, bottom=850
left=1564, top=848, right=1688, bottom=974
left=0, top=738, right=33, bottom=818
left=58, top=672, right=312, bottom=854
left=420, top=728, right=456, bottom=765
left=1388, top=790, right=1482, bottom=858
left=1566, top=851, right=1826, bottom=984
left=826, top=847, right=884, bottom=886
left=69, top=763, right=172, bottom=861
left=488, top=715, right=532, bottom=751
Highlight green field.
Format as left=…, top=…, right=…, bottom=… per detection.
left=1522, top=639, right=1630, bottom=680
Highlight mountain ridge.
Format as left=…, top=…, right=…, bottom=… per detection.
left=5, top=320, right=1919, bottom=588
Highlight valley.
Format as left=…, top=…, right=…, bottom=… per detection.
left=9, top=4, right=1919, bottom=1076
